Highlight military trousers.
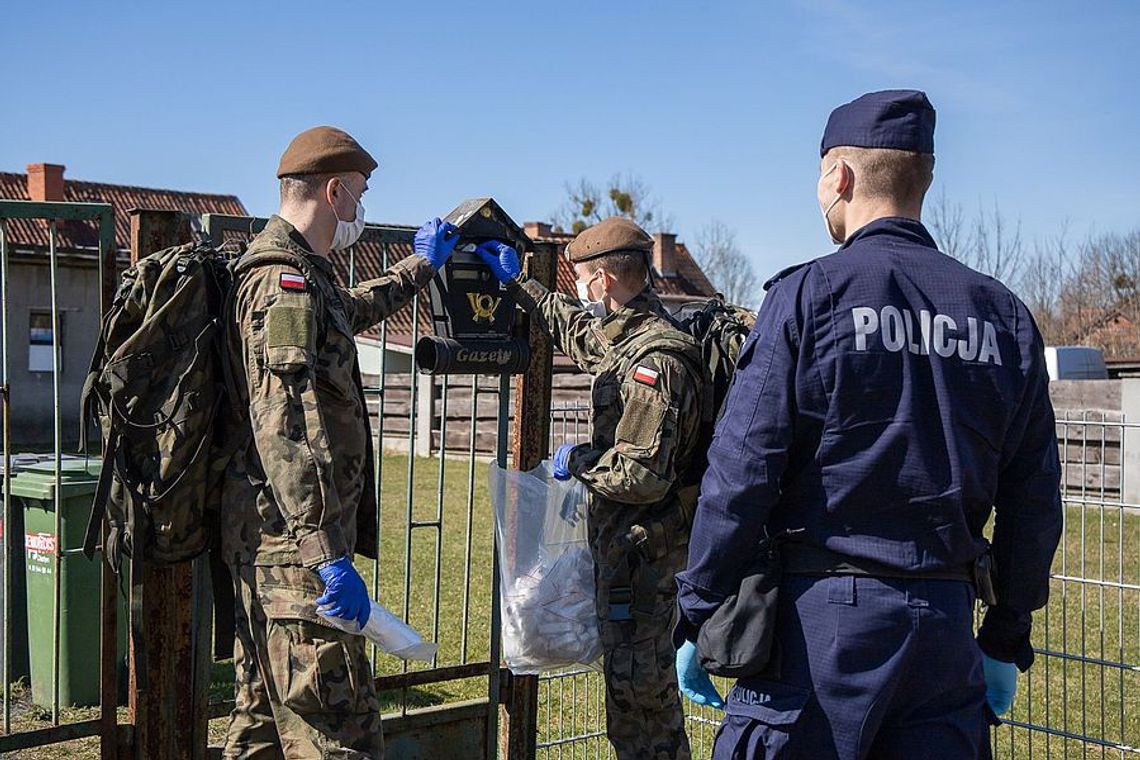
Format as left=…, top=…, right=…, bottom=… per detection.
left=711, top=575, right=990, bottom=760
left=223, top=563, right=384, bottom=760
left=597, top=541, right=691, bottom=760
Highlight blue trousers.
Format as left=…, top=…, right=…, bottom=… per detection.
left=712, top=575, right=991, bottom=760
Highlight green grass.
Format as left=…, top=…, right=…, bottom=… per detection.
left=3, top=459, right=1136, bottom=759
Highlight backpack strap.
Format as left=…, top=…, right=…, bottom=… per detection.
left=224, top=249, right=320, bottom=415
left=613, top=327, right=708, bottom=523
left=616, top=328, right=712, bottom=456
left=82, top=426, right=121, bottom=562
left=616, top=328, right=708, bottom=405
left=77, top=317, right=110, bottom=455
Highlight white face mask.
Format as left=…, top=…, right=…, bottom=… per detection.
left=576, top=272, right=607, bottom=318
left=818, top=162, right=843, bottom=244
left=330, top=181, right=366, bottom=251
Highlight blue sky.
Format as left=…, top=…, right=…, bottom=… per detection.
left=2, top=1, right=1136, bottom=281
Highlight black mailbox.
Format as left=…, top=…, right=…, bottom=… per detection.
left=414, top=198, right=532, bottom=375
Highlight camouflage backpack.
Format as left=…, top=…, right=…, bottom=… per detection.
left=671, top=295, right=757, bottom=418
left=80, top=239, right=311, bottom=573
left=667, top=296, right=757, bottom=485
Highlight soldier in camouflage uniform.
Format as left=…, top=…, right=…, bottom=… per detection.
left=221, top=126, right=459, bottom=759
left=477, top=217, right=705, bottom=760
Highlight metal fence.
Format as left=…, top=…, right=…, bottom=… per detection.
left=540, top=404, right=1140, bottom=759
left=0, top=199, right=118, bottom=755
left=0, top=204, right=527, bottom=757
left=200, top=215, right=513, bottom=757
left=991, top=411, right=1140, bottom=758
left=0, top=199, right=1135, bottom=758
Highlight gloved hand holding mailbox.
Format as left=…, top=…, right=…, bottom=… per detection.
left=475, top=240, right=521, bottom=283
left=414, top=217, right=461, bottom=270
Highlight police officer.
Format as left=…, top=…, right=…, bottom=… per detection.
left=477, top=218, right=704, bottom=760
left=674, top=90, right=1063, bottom=759
left=221, top=126, right=460, bottom=759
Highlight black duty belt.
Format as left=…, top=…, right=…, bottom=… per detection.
left=783, top=543, right=974, bottom=583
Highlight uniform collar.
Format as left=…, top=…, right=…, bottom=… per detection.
left=599, top=287, right=666, bottom=342
left=251, top=215, right=335, bottom=275
left=838, top=216, right=937, bottom=251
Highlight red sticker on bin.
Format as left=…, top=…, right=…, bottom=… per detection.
left=632, top=365, right=660, bottom=387
left=25, top=532, right=57, bottom=555
left=280, top=273, right=307, bottom=291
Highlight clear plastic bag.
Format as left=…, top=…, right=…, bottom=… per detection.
left=490, top=460, right=602, bottom=675
left=317, top=600, right=439, bottom=662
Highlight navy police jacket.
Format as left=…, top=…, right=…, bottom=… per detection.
left=676, top=217, right=1063, bottom=669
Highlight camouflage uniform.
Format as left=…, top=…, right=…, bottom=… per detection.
left=509, top=277, right=704, bottom=760
left=221, top=215, right=435, bottom=759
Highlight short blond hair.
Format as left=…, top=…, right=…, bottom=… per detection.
left=824, top=146, right=935, bottom=204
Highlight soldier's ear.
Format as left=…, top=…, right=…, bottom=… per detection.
left=598, top=267, right=616, bottom=294
left=836, top=159, right=855, bottom=198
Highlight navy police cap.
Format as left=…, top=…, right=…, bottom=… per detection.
left=821, top=89, right=935, bottom=157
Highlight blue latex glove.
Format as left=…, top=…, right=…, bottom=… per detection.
left=315, top=557, right=370, bottom=629
left=552, top=443, right=580, bottom=481
left=676, top=640, right=725, bottom=710
left=982, top=654, right=1018, bottom=716
left=474, top=240, right=522, bottom=283
left=414, top=217, right=460, bottom=270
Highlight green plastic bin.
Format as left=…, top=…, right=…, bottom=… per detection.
left=11, top=458, right=127, bottom=708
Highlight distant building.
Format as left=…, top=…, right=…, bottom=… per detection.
left=1, top=163, right=719, bottom=454
left=0, top=163, right=246, bottom=445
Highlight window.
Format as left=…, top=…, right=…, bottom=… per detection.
left=28, top=310, right=63, bottom=373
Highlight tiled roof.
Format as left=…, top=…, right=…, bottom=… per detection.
left=0, top=170, right=246, bottom=253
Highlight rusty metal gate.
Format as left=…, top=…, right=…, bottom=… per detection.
left=0, top=200, right=556, bottom=758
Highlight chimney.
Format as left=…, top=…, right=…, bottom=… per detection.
left=27, top=163, right=66, bottom=202
left=652, top=232, right=677, bottom=277
left=524, top=221, right=554, bottom=239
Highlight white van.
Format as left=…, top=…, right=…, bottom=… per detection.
left=1044, top=346, right=1108, bottom=381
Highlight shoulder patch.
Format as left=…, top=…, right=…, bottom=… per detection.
left=280, top=272, right=307, bottom=291
left=763, top=261, right=811, bottom=292
left=632, top=364, right=660, bottom=387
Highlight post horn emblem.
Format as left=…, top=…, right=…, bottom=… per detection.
left=467, top=292, right=501, bottom=324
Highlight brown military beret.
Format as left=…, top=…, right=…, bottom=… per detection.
left=565, top=216, right=654, bottom=263
left=276, top=126, right=378, bottom=179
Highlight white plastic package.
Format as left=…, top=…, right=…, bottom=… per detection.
left=317, top=600, right=439, bottom=662
left=491, top=460, right=602, bottom=675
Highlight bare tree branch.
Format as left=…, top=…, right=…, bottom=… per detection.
left=553, top=173, right=672, bottom=234
left=692, top=219, right=761, bottom=307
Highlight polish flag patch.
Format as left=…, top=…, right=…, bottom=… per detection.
left=632, top=365, right=660, bottom=387
left=280, top=272, right=307, bottom=291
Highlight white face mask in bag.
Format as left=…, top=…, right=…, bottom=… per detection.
left=330, top=182, right=366, bottom=251
left=317, top=600, right=439, bottom=661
